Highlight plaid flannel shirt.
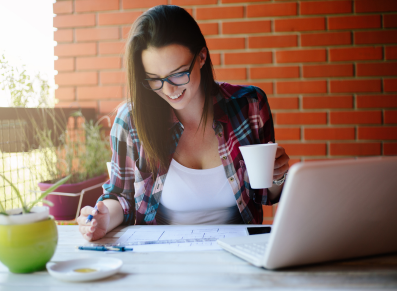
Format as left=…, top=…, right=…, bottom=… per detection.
left=99, top=82, right=275, bottom=225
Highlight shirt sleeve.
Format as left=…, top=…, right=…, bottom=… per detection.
left=98, top=103, right=136, bottom=225
left=254, top=86, right=275, bottom=145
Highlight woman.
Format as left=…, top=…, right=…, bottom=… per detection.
left=78, top=5, right=289, bottom=241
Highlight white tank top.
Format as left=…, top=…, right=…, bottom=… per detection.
left=156, top=159, right=243, bottom=225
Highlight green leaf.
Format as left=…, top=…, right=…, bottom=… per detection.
left=0, top=173, right=28, bottom=213
left=70, top=110, right=83, bottom=117
left=0, top=202, right=8, bottom=215
left=41, top=200, right=54, bottom=207
left=27, top=174, right=71, bottom=212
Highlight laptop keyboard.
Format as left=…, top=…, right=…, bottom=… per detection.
left=234, top=242, right=269, bottom=257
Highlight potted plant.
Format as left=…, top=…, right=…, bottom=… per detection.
left=0, top=174, right=71, bottom=273
left=1, top=52, right=108, bottom=221
left=32, top=111, right=112, bottom=221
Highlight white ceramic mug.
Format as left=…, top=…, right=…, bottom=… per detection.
left=239, top=143, right=278, bottom=189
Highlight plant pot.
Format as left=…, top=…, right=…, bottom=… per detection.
left=0, top=206, right=49, bottom=225
left=0, top=217, right=58, bottom=273
left=38, top=174, right=108, bottom=220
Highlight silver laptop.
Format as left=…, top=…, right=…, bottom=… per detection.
left=217, top=156, right=397, bottom=269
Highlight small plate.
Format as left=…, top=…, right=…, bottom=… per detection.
left=46, top=258, right=122, bottom=282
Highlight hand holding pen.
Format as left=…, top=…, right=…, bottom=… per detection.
left=76, top=201, right=110, bottom=242
left=85, top=204, right=98, bottom=224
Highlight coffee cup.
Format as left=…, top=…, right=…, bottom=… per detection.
left=239, top=143, right=278, bottom=189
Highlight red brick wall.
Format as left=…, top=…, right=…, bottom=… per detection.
left=53, top=0, right=397, bottom=223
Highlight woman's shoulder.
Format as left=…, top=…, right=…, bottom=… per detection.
left=214, top=82, right=272, bottom=124
left=113, top=102, right=134, bottom=129
left=110, top=102, right=136, bottom=141
left=115, top=102, right=132, bottom=119
left=218, top=82, right=268, bottom=103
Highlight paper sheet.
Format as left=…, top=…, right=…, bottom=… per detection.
left=115, top=225, right=248, bottom=252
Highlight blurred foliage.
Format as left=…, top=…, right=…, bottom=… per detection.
left=30, top=110, right=111, bottom=184
left=0, top=53, right=54, bottom=107
left=0, top=173, right=71, bottom=215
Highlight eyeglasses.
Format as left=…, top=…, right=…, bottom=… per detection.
left=141, top=52, right=198, bottom=91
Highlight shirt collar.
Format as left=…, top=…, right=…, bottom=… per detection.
left=213, top=84, right=229, bottom=124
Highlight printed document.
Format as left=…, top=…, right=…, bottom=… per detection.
left=115, top=225, right=248, bottom=252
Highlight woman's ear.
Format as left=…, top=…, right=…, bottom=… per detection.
left=199, top=47, right=207, bottom=69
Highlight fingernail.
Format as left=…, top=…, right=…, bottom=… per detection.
left=90, top=226, right=94, bottom=232
left=92, top=209, right=96, bottom=215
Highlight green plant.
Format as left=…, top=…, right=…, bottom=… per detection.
left=29, top=110, right=111, bottom=184
left=0, top=174, right=71, bottom=216
left=0, top=53, right=53, bottom=108
left=75, top=116, right=112, bottom=182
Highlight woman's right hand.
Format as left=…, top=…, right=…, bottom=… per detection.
left=77, top=201, right=110, bottom=241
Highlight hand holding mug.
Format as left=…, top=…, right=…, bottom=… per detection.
left=239, top=142, right=290, bottom=189
left=268, top=142, right=289, bottom=182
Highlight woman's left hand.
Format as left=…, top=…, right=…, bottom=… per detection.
left=272, top=144, right=290, bottom=181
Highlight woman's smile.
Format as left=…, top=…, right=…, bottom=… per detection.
left=165, top=89, right=186, bottom=100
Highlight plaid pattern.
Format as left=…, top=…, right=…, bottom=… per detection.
left=100, top=82, right=275, bottom=225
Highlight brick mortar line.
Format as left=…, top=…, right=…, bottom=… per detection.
left=264, top=108, right=388, bottom=112
left=300, top=124, right=304, bottom=141
left=298, top=94, right=302, bottom=110
left=271, top=51, right=275, bottom=65
left=286, top=125, right=362, bottom=128
left=326, top=79, right=330, bottom=94
left=57, top=31, right=397, bottom=41
left=56, top=11, right=397, bottom=20
left=353, top=93, right=357, bottom=109
left=326, top=141, right=330, bottom=156
left=381, top=14, right=384, bottom=29
left=382, top=108, right=385, bottom=125
left=59, top=25, right=397, bottom=34
left=204, top=32, right=395, bottom=39
left=57, top=11, right=397, bottom=18
left=53, top=7, right=397, bottom=19
left=208, top=47, right=387, bottom=53
left=236, top=76, right=387, bottom=80
left=135, top=48, right=395, bottom=55
left=272, top=94, right=364, bottom=96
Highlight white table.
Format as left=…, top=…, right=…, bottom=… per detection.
left=1, top=225, right=397, bottom=290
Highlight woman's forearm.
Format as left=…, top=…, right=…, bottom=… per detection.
left=103, top=199, right=124, bottom=233
left=267, top=183, right=283, bottom=204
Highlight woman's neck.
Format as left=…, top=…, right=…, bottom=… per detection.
left=174, top=90, right=213, bottom=130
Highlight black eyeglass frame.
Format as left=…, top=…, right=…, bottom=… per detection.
left=141, top=51, right=199, bottom=91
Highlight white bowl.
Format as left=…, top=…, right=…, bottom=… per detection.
left=0, top=206, right=49, bottom=225
left=46, top=258, right=123, bottom=282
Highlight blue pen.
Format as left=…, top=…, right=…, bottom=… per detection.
left=85, top=204, right=98, bottom=224
left=77, top=245, right=130, bottom=252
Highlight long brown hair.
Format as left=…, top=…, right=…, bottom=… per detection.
left=124, top=5, right=219, bottom=173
